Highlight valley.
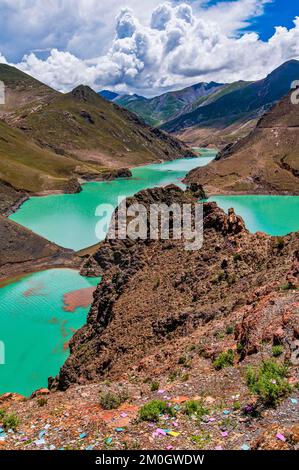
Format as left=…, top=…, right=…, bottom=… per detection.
left=0, top=60, right=298, bottom=452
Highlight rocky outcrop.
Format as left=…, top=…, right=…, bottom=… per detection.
left=54, top=185, right=298, bottom=390
left=235, top=292, right=299, bottom=360
left=0, top=180, right=27, bottom=216
left=99, top=168, right=132, bottom=181
left=64, top=177, right=82, bottom=194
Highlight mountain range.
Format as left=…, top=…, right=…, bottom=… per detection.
left=0, top=64, right=192, bottom=214
left=100, top=81, right=226, bottom=127
left=101, top=60, right=299, bottom=147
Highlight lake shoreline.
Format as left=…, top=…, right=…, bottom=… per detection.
left=0, top=253, right=83, bottom=284
left=2, top=149, right=212, bottom=218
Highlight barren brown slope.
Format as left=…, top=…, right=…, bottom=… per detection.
left=184, top=93, right=299, bottom=195
left=0, top=215, right=80, bottom=280
left=53, top=186, right=299, bottom=390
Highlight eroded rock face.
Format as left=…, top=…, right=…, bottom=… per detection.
left=100, top=168, right=132, bottom=181
left=55, top=186, right=298, bottom=390
left=235, top=292, right=299, bottom=359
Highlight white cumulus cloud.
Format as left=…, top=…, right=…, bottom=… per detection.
left=0, top=1, right=298, bottom=95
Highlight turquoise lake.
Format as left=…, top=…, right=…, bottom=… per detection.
left=1, top=153, right=215, bottom=396
left=10, top=151, right=216, bottom=250
left=209, top=195, right=299, bottom=236
left=0, top=269, right=100, bottom=396
left=2, top=151, right=299, bottom=396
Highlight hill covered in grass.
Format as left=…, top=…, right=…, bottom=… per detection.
left=104, top=82, right=225, bottom=127
left=162, top=60, right=299, bottom=147
left=0, top=65, right=192, bottom=213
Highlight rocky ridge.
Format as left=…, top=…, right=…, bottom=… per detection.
left=0, top=186, right=298, bottom=451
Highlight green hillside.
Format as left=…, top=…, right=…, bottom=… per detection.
left=113, top=82, right=225, bottom=126
left=0, top=65, right=192, bottom=213
left=162, top=60, right=299, bottom=133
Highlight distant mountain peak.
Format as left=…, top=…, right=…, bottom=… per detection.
left=70, top=85, right=103, bottom=104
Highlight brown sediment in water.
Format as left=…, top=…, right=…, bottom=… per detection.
left=63, top=286, right=97, bottom=313
left=23, top=282, right=46, bottom=297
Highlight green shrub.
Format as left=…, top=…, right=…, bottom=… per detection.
left=0, top=409, right=5, bottom=420
left=213, top=349, right=235, bottom=370
left=215, top=330, right=225, bottom=340
left=233, top=401, right=241, bottom=411
left=184, top=400, right=209, bottom=419
left=168, top=370, right=178, bottom=382
left=191, top=431, right=211, bottom=447
left=280, top=282, right=296, bottom=291
left=37, top=397, right=48, bottom=407
left=226, top=325, right=234, bottom=335
left=139, top=400, right=175, bottom=422
left=100, top=390, right=129, bottom=410
left=178, top=356, right=186, bottom=365
left=181, top=373, right=189, bottom=382
left=272, top=345, right=284, bottom=357
left=3, top=413, right=19, bottom=431
left=233, top=253, right=242, bottom=262
left=246, top=360, right=292, bottom=407
left=275, top=238, right=285, bottom=250
left=150, top=381, right=160, bottom=392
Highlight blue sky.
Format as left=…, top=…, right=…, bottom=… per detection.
left=242, top=0, right=299, bottom=39
left=0, top=0, right=298, bottom=95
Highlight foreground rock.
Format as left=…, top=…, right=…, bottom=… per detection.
left=0, top=186, right=298, bottom=451
left=184, top=93, right=299, bottom=195
left=52, top=186, right=299, bottom=389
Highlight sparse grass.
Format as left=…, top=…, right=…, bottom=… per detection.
left=139, top=400, right=176, bottom=422
left=191, top=431, right=211, bottom=448
left=2, top=413, right=19, bottom=431
left=181, top=373, right=189, bottom=382
left=215, top=330, right=225, bottom=340
left=233, top=401, right=241, bottom=411
left=184, top=400, right=209, bottom=419
left=37, top=397, right=48, bottom=407
left=168, top=370, right=179, bottom=382
left=178, top=356, right=186, bottom=365
left=272, top=345, right=284, bottom=357
left=280, top=282, right=296, bottom=291
left=246, top=360, right=292, bottom=407
left=213, top=349, right=235, bottom=370
left=150, top=381, right=160, bottom=392
left=227, top=274, right=236, bottom=286
left=100, top=390, right=129, bottom=410
left=226, top=325, right=234, bottom=335
left=275, top=237, right=285, bottom=250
